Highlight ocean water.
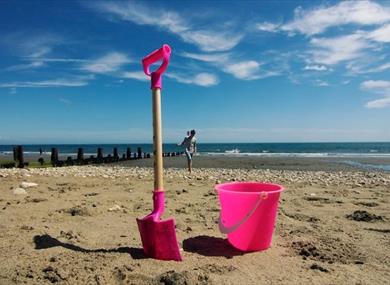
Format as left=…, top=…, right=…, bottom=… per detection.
left=1, top=143, right=390, bottom=171
left=1, top=142, right=390, bottom=157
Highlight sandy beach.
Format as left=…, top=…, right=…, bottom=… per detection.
left=0, top=159, right=389, bottom=285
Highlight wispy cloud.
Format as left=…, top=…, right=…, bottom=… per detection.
left=166, top=72, right=219, bottom=87
left=89, top=1, right=242, bottom=52
left=254, top=1, right=390, bottom=79
left=361, top=80, right=390, bottom=108
left=255, top=22, right=280, bottom=33
left=309, top=33, right=372, bottom=65
left=368, top=23, right=390, bottom=43
left=303, top=64, right=328, bottom=71
left=122, top=71, right=148, bottom=81
left=180, top=52, right=231, bottom=63
left=314, top=79, right=329, bottom=87
left=2, top=32, right=62, bottom=58
left=281, top=1, right=390, bottom=36
left=223, top=60, right=261, bottom=80
left=81, top=52, right=131, bottom=74
left=365, top=62, right=390, bottom=73
left=36, top=58, right=87, bottom=63
left=5, top=61, right=45, bottom=71
left=0, top=75, right=93, bottom=88
left=181, top=52, right=280, bottom=80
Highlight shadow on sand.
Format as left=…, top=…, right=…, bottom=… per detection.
left=182, top=235, right=244, bottom=258
left=33, top=234, right=146, bottom=259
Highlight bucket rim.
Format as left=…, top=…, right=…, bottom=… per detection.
left=215, top=181, right=284, bottom=194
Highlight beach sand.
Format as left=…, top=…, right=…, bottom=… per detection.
left=0, top=159, right=389, bottom=284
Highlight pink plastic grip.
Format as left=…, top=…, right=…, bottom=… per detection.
left=142, top=44, right=171, bottom=89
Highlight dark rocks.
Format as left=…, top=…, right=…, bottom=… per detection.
left=158, top=270, right=188, bottom=285
left=310, top=263, right=329, bottom=272
left=346, top=210, right=383, bottom=222
left=42, top=266, right=66, bottom=283
left=61, top=206, right=90, bottom=216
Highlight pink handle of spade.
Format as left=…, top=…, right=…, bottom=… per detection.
left=142, top=44, right=171, bottom=89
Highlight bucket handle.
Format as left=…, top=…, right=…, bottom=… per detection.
left=218, top=192, right=268, bottom=234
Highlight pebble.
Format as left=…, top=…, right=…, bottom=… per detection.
left=20, top=182, right=38, bottom=188
left=0, top=166, right=389, bottom=189
left=13, top=188, right=28, bottom=195
left=108, top=204, right=122, bottom=212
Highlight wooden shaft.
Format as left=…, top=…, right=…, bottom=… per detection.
left=152, top=88, right=163, bottom=191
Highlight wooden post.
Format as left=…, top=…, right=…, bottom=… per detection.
left=137, top=147, right=142, bottom=159
left=13, top=147, right=17, bottom=161
left=77, top=148, right=84, bottom=161
left=51, top=148, right=58, bottom=166
left=17, top=145, right=24, bottom=168
left=66, top=156, right=73, bottom=166
left=97, top=148, right=103, bottom=162
left=113, top=147, right=119, bottom=161
left=126, top=147, right=131, bottom=160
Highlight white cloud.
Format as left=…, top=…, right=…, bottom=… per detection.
left=365, top=97, right=390, bottom=108
left=361, top=80, right=390, bottom=90
left=181, top=52, right=280, bottom=80
left=368, top=23, right=390, bottom=43
left=5, top=61, right=45, bottom=71
left=90, top=1, right=242, bottom=52
left=167, top=72, right=219, bottom=86
left=181, top=30, right=242, bottom=52
left=223, top=60, right=261, bottom=80
left=81, top=52, right=131, bottom=74
left=2, top=32, right=62, bottom=58
left=0, top=75, right=93, bottom=88
left=360, top=80, right=390, bottom=109
left=255, top=22, right=280, bottom=32
left=37, top=58, right=87, bottom=63
left=122, top=71, right=148, bottom=81
left=180, top=52, right=231, bottom=63
left=309, top=33, right=371, bottom=65
left=314, top=79, right=329, bottom=87
left=282, top=1, right=390, bottom=36
left=303, top=64, right=328, bottom=71
left=29, top=47, right=52, bottom=58
left=253, top=1, right=390, bottom=77
left=366, top=62, right=390, bottom=73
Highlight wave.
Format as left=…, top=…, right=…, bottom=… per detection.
left=0, top=151, right=98, bottom=156
left=342, top=160, right=390, bottom=171
left=224, top=148, right=240, bottom=154
left=200, top=152, right=390, bottom=158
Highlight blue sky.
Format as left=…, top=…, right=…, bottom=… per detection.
left=0, top=0, right=389, bottom=144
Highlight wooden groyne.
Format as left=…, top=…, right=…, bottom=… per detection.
left=0, top=146, right=184, bottom=168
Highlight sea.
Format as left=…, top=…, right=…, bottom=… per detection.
left=1, top=142, right=390, bottom=171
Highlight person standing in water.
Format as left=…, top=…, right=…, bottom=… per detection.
left=178, top=130, right=197, bottom=173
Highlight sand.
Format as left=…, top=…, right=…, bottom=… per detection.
left=0, top=161, right=389, bottom=284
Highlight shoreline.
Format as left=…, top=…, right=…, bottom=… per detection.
left=1, top=153, right=390, bottom=172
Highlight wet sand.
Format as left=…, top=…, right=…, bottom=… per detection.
left=2, top=152, right=390, bottom=172
left=0, top=164, right=389, bottom=284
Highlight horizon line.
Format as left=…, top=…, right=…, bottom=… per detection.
left=1, top=141, right=390, bottom=146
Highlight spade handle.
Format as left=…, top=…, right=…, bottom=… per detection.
left=152, top=88, right=163, bottom=191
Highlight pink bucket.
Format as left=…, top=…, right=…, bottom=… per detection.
left=215, top=182, right=284, bottom=252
